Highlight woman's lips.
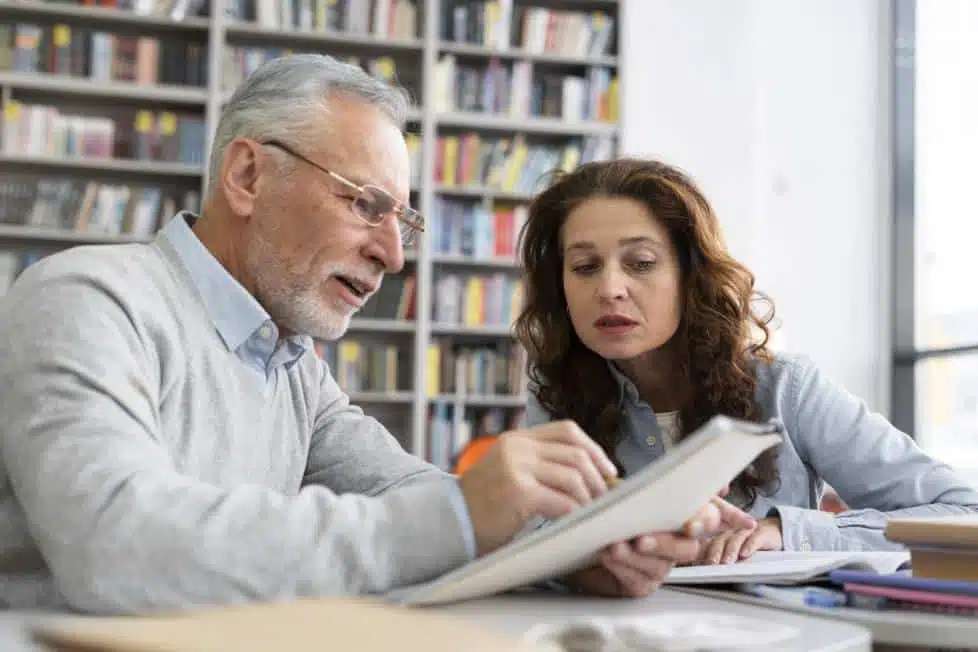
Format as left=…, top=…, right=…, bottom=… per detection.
left=594, top=315, right=639, bottom=335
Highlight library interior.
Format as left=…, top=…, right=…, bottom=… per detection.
left=0, top=1, right=976, bottom=651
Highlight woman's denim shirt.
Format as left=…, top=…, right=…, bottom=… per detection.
left=525, top=353, right=978, bottom=552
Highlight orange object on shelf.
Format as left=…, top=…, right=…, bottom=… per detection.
left=454, top=436, right=499, bottom=475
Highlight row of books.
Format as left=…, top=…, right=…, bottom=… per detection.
left=444, top=2, right=614, bottom=58
left=131, top=110, right=206, bottom=163
left=434, top=132, right=613, bottom=194
left=427, top=403, right=524, bottom=471
left=430, top=197, right=525, bottom=259
left=432, top=272, right=523, bottom=327
left=358, top=273, right=415, bottom=320
left=428, top=340, right=526, bottom=396
left=49, top=0, right=210, bottom=20
left=222, top=47, right=405, bottom=92
left=433, top=54, right=617, bottom=121
left=2, top=102, right=206, bottom=164
left=320, top=341, right=401, bottom=393
left=0, top=176, right=199, bottom=236
left=1, top=24, right=208, bottom=86
left=227, top=0, right=417, bottom=38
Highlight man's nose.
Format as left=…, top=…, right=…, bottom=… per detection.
left=364, top=215, right=405, bottom=273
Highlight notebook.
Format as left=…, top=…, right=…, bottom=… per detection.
left=665, top=551, right=910, bottom=586
left=885, top=514, right=978, bottom=581
left=391, top=415, right=783, bottom=606
left=842, top=581, right=978, bottom=609
left=885, top=514, right=978, bottom=547
left=828, top=569, right=978, bottom=597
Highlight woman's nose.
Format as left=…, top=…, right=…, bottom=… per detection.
left=596, top=269, right=627, bottom=301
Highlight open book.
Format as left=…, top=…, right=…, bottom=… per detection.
left=391, top=415, right=783, bottom=606
left=665, top=551, right=910, bottom=586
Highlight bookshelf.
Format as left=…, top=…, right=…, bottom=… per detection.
left=0, top=0, right=623, bottom=469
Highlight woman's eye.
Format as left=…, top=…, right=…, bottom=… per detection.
left=630, top=260, right=656, bottom=272
left=571, top=263, right=598, bottom=274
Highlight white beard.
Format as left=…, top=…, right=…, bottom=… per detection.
left=244, top=230, right=373, bottom=341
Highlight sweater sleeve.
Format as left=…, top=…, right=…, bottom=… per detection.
left=772, top=357, right=978, bottom=552
left=0, top=264, right=470, bottom=614
left=303, top=369, right=477, bottom=562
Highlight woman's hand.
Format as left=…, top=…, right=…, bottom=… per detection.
left=564, top=532, right=700, bottom=597
left=698, top=516, right=783, bottom=565
left=564, top=496, right=756, bottom=597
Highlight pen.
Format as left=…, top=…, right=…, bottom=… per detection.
left=739, top=583, right=847, bottom=608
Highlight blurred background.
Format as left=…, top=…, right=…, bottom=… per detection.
left=0, top=0, right=974, bottom=483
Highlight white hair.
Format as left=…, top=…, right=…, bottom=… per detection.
left=206, top=53, right=410, bottom=196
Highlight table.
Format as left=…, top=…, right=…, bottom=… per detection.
left=436, top=588, right=870, bottom=651
left=0, top=588, right=872, bottom=651
left=674, top=586, right=978, bottom=650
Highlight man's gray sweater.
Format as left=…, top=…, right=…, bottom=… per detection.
left=0, top=231, right=471, bottom=614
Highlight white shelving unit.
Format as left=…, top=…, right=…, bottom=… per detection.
left=0, top=0, right=623, bottom=462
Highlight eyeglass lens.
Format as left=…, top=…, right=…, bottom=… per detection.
left=353, top=186, right=419, bottom=244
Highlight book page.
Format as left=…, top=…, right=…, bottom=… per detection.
left=393, top=416, right=782, bottom=606
left=666, top=551, right=910, bottom=585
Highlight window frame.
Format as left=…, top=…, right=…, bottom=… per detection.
left=891, top=0, right=978, bottom=434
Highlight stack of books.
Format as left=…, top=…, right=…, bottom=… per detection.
left=829, top=569, right=978, bottom=616
left=821, top=514, right=978, bottom=616
left=885, top=514, right=978, bottom=581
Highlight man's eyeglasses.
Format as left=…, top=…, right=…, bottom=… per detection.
left=261, top=140, right=424, bottom=246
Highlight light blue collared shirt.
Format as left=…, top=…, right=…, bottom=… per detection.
left=163, top=213, right=477, bottom=558
left=163, top=212, right=312, bottom=378
left=527, top=353, right=978, bottom=552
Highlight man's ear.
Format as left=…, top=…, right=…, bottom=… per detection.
left=219, top=139, right=265, bottom=220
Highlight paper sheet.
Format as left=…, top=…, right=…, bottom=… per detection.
left=666, top=551, right=910, bottom=585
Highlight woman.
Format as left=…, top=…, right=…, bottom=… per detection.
left=515, top=158, right=978, bottom=571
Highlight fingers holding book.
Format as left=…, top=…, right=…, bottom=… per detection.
left=458, top=419, right=619, bottom=557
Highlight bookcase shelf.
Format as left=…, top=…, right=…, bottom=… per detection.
left=0, top=224, right=151, bottom=245
left=437, top=111, right=619, bottom=136
left=348, top=318, right=415, bottom=333
left=0, top=71, right=208, bottom=105
left=430, top=323, right=513, bottom=337
left=348, top=391, right=414, bottom=404
left=0, top=154, right=204, bottom=177
left=432, top=393, right=527, bottom=408
left=0, top=0, right=622, bottom=467
left=434, top=185, right=534, bottom=202
left=430, top=253, right=519, bottom=269
left=437, top=41, right=617, bottom=67
left=225, top=22, right=423, bottom=51
left=0, top=0, right=211, bottom=31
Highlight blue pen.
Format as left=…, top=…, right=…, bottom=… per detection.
left=739, top=583, right=847, bottom=608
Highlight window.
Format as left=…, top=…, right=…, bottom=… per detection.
left=894, top=0, right=978, bottom=482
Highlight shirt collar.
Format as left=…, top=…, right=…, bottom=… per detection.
left=607, top=360, right=641, bottom=408
left=160, top=212, right=276, bottom=353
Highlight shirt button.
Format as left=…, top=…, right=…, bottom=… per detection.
left=645, top=435, right=657, bottom=447
left=259, top=325, right=273, bottom=339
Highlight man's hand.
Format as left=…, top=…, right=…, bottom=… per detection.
left=565, top=497, right=757, bottom=598
left=698, top=516, right=783, bottom=565
left=458, top=420, right=618, bottom=556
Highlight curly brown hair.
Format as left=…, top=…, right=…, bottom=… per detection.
left=514, top=158, right=779, bottom=505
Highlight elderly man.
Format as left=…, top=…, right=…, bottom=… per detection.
left=0, top=55, right=750, bottom=614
